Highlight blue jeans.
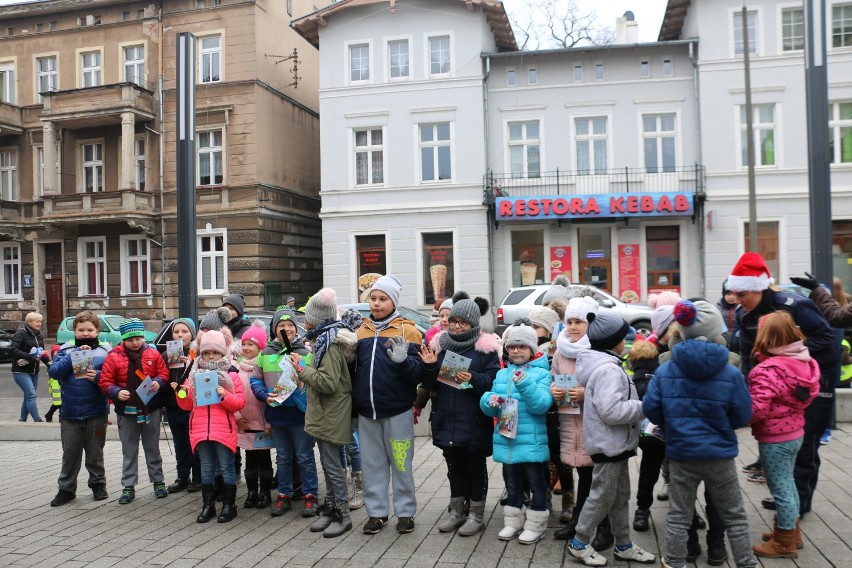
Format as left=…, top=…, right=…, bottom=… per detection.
left=13, top=372, right=40, bottom=421
left=196, top=441, right=236, bottom=485
left=339, top=430, right=362, bottom=472
left=271, top=424, right=318, bottom=496
left=760, top=437, right=804, bottom=530
left=504, top=461, right=548, bottom=511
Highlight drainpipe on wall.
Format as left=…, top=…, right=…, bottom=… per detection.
left=483, top=55, right=496, bottom=327
left=689, top=40, right=706, bottom=299
left=158, top=5, right=167, bottom=317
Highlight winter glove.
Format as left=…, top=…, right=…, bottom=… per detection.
left=487, top=394, right=503, bottom=408
left=790, top=272, right=819, bottom=291
left=386, top=336, right=409, bottom=363
left=512, top=370, right=526, bottom=384
left=412, top=406, right=422, bottom=424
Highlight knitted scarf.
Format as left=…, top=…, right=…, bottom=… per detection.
left=186, top=357, right=235, bottom=393
left=556, top=331, right=591, bottom=360
left=124, top=345, right=149, bottom=414
left=305, top=319, right=349, bottom=367
left=370, top=310, right=400, bottom=331
left=439, top=327, right=480, bottom=354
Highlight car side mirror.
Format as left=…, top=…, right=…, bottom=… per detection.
left=600, top=299, right=615, bottom=308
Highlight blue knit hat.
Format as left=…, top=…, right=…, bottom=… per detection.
left=119, top=318, right=146, bottom=340
left=173, top=317, right=196, bottom=338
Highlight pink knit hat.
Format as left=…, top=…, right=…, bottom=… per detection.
left=198, top=329, right=229, bottom=356
left=241, top=326, right=268, bottom=351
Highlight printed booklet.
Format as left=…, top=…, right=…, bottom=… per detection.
left=166, top=340, right=184, bottom=369
left=268, top=357, right=299, bottom=407
left=70, top=350, right=94, bottom=379
left=437, top=351, right=473, bottom=389
left=553, top=374, right=581, bottom=414
left=498, top=397, right=519, bottom=439
left=135, top=376, right=157, bottom=405
left=195, top=370, right=220, bottom=407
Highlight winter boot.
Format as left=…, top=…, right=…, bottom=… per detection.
left=213, top=475, right=224, bottom=502
left=310, top=498, right=336, bottom=533
left=217, top=484, right=238, bottom=523
left=518, top=508, right=550, bottom=544
left=257, top=471, right=273, bottom=508
left=762, top=520, right=803, bottom=549
left=753, top=526, right=798, bottom=558
left=458, top=500, right=486, bottom=536
left=243, top=469, right=259, bottom=508
left=560, top=490, right=574, bottom=524
left=348, top=470, right=364, bottom=510
left=438, top=497, right=468, bottom=532
left=498, top=505, right=525, bottom=541
left=324, top=501, right=354, bottom=538
left=196, top=484, right=217, bottom=523
left=591, top=516, right=614, bottom=551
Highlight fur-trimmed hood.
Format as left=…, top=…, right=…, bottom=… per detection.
left=429, top=329, right=501, bottom=355
left=332, top=328, right=358, bottom=364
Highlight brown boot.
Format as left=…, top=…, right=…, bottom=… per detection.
left=753, top=526, right=798, bottom=558
left=761, top=520, right=803, bottom=550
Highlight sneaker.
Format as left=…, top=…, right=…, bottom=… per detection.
left=656, top=482, right=669, bottom=501
left=396, top=517, right=415, bottom=534
left=154, top=482, right=168, bottom=498
left=91, top=484, right=108, bottom=501
left=820, top=429, right=832, bottom=445
left=50, top=490, right=75, bottom=507
left=741, top=460, right=763, bottom=475
left=301, top=494, right=318, bottom=518
left=271, top=495, right=291, bottom=517
left=613, top=543, right=656, bottom=563
left=118, top=487, right=135, bottom=504
left=746, top=473, right=767, bottom=484
left=567, top=541, right=607, bottom=567
left=363, top=516, right=388, bottom=535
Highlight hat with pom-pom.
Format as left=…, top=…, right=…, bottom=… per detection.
left=542, top=275, right=575, bottom=305
left=449, top=294, right=489, bottom=328
left=304, top=287, right=339, bottom=327
left=564, top=296, right=599, bottom=323
left=241, top=325, right=268, bottom=351
left=673, top=300, right=723, bottom=340
left=199, top=307, right=231, bottom=331
left=728, top=252, right=773, bottom=292
left=198, top=329, right=229, bottom=356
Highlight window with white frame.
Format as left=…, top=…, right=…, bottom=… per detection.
left=35, top=146, right=44, bottom=196
left=834, top=4, right=852, bottom=48
left=830, top=101, right=852, bottom=164
left=36, top=56, right=57, bottom=102
left=354, top=128, right=383, bottom=185
left=508, top=121, right=540, bottom=179
left=350, top=44, right=370, bottom=82
left=419, top=123, right=451, bottom=182
left=528, top=67, right=537, bottom=85
left=734, top=10, right=757, bottom=55
left=0, top=243, right=20, bottom=298
left=0, top=150, right=16, bottom=200
left=124, top=45, right=144, bottom=86
left=782, top=7, right=804, bottom=51
left=740, top=104, right=776, bottom=166
left=506, top=68, right=516, bottom=87
left=643, top=114, right=677, bottom=173
left=79, top=238, right=106, bottom=296
left=388, top=40, right=409, bottom=79
left=135, top=138, right=145, bottom=190
left=81, top=143, right=103, bottom=192
left=199, top=35, right=221, bottom=83
left=574, top=64, right=584, bottom=82
left=594, top=63, right=604, bottom=80
left=198, top=229, right=226, bottom=294
left=121, top=236, right=150, bottom=295
left=639, top=60, right=650, bottom=78
left=663, top=58, right=673, bottom=76
left=197, top=130, right=223, bottom=186
left=80, top=51, right=101, bottom=87
left=429, top=36, right=450, bottom=75
left=0, top=63, right=14, bottom=103
left=575, top=117, right=608, bottom=175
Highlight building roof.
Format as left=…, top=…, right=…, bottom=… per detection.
left=0, top=0, right=129, bottom=19
left=484, top=39, right=695, bottom=59
left=658, top=0, right=691, bottom=42
left=291, top=0, right=517, bottom=52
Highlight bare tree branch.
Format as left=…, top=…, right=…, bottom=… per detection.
left=507, top=0, right=614, bottom=51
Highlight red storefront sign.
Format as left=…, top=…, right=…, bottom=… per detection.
left=549, top=246, right=572, bottom=282
left=618, top=244, right=641, bottom=303
left=496, top=192, right=693, bottom=221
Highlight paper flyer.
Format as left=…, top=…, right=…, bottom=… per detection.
left=252, top=431, right=275, bottom=448
left=166, top=340, right=184, bottom=369
left=437, top=351, right=472, bottom=389
left=70, top=350, right=94, bottom=379
left=268, top=357, right=298, bottom=407
left=553, top=374, right=580, bottom=414
left=135, top=375, right=157, bottom=405
left=498, top=397, right=519, bottom=439
left=195, top=370, right=220, bottom=407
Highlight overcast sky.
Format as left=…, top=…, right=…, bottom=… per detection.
left=0, top=0, right=669, bottom=42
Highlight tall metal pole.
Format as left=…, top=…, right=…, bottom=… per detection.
left=742, top=7, right=758, bottom=253
left=804, top=0, right=833, bottom=285
left=176, top=33, right=198, bottom=320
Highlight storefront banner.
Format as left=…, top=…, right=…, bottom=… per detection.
left=549, top=246, right=572, bottom=282
left=617, top=244, right=641, bottom=303
left=496, top=192, right=693, bottom=221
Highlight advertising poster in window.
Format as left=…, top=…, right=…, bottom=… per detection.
left=549, top=246, right=572, bottom=283
left=617, top=244, right=641, bottom=303
left=423, top=233, right=453, bottom=306
left=511, top=231, right=544, bottom=286
left=356, top=235, right=386, bottom=302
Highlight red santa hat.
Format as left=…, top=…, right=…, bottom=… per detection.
left=727, top=252, right=774, bottom=292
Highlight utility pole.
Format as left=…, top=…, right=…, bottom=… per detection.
left=176, top=32, right=198, bottom=320
left=804, top=0, right=833, bottom=284
left=742, top=6, right=758, bottom=253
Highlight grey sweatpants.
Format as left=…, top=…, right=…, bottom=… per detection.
left=317, top=440, right=348, bottom=505
left=666, top=459, right=757, bottom=568
left=574, top=459, right=632, bottom=545
left=117, top=409, right=164, bottom=487
left=58, top=416, right=108, bottom=493
left=358, top=410, right=416, bottom=517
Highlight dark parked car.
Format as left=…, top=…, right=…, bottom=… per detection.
left=0, top=329, right=14, bottom=364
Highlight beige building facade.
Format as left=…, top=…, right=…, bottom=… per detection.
left=0, top=0, right=321, bottom=334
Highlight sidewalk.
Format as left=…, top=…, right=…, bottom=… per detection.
left=1, top=418, right=851, bottom=567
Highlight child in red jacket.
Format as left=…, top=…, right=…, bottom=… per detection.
left=99, top=318, right=170, bottom=505
left=175, top=328, right=245, bottom=523
left=749, top=312, right=819, bottom=558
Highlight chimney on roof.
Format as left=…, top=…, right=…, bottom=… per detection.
left=615, top=11, right=639, bottom=44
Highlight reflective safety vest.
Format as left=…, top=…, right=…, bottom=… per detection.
left=842, top=339, right=852, bottom=383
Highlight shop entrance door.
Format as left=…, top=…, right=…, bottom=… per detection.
left=578, top=227, right=612, bottom=292
left=579, top=261, right=612, bottom=292
left=43, top=243, right=63, bottom=337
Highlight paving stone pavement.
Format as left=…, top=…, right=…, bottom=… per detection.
left=1, top=423, right=851, bottom=567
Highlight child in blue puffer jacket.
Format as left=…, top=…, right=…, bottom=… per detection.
left=480, top=324, right=552, bottom=545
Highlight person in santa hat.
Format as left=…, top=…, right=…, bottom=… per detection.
left=727, top=252, right=839, bottom=518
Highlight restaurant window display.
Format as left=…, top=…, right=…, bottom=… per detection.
left=646, top=225, right=680, bottom=293
left=744, top=221, right=779, bottom=280
left=578, top=227, right=611, bottom=291
left=511, top=230, right=544, bottom=286
left=356, top=234, right=386, bottom=302
left=422, top=232, right=454, bottom=305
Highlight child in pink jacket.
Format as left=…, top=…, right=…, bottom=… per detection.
left=174, top=329, right=245, bottom=524
left=749, top=312, right=819, bottom=558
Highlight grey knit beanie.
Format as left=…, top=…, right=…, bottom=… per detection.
left=199, top=307, right=230, bottom=331
left=449, top=299, right=481, bottom=328
left=586, top=312, right=630, bottom=351
left=505, top=324, right=539, bottom=353
left=304, top=287, right=339, bottom=327
left=673, top=300, right=723, bottom=341
left=527, top=306, right=560, bottom=335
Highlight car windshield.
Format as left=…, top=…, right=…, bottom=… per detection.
left=502, top=289, right=535, bottom=305
left=103, top=316, right=124, bottom=330
left=397, top=307, right=430, bottom=329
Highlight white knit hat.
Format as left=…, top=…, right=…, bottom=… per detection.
left=564, top=296, right=599, bottom=323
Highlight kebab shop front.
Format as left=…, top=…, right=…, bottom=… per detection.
left=495, top=192, right=698, bottom=303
